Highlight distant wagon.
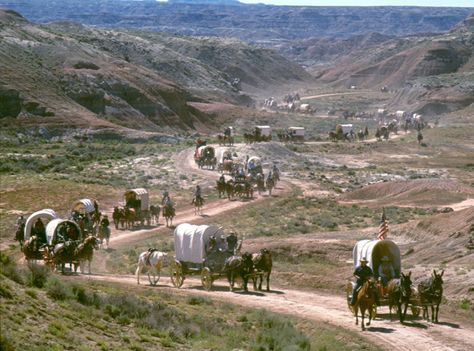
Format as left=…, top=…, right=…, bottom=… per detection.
left=255, top=126, right=272, bottom=141
left=194, top=145, right=217, bottom=170
left=247, top=156, right=263, bottom=176
left=217, top=148, right=234, bottom=174
left=71, top=199, right=96, bottom=216
left=123, top=188, right=150, bottom=227
left=287, top=127, right=305, bottom=142
left=169, top=223, right=241, bottom=291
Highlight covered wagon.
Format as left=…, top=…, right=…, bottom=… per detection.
left=255, top=126, right=272, bottom=140
left=217, top=148, right=234, bottom=174
left=24, top=209, right=59, bottom=244
left=122, top=188, right=150, bottom=227
left=46, top=219, right=82, bottom=246
left=71, top=199, right=96, bottom=216
left=287, top=127, right=305, bottom=142
left=194, top=145, right=217, bottom=170
left=247, top=156, right=263, bottom=176
left=169, top=223, right=240, bottom=291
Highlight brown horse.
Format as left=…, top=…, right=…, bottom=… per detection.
left=74, top=236, right=99, bottom=274
left=44, top=241, right=80, bottom=273
left=252, top=248, right=272, bottom=291
left=112, top=207, right=124, bottom=229
left=224, top=253, right=254, bottom=292
left=149, top=205, right=160, bottom=225
left=353, top=278, right=377, bottom=330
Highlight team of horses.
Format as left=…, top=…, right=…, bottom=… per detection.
left=351, top=270, right=444, bottom=330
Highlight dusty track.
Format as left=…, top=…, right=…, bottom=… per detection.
left=81, top=273, right=474, bottom=351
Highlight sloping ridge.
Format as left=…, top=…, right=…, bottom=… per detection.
left=342, top=179, right=474, bottom=207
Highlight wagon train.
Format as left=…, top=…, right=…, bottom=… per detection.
left=346, top=239, right=420, bottom=320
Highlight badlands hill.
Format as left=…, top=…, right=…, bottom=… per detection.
left=0, top=9, right=308, bottom=134
left=0, top=0, right=471, bottom=41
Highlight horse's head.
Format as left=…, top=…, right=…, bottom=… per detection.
left=85, top=235, right=99, bottom=249
left=400, top=271, right=412, bottom=298
left=432, top=270, right=444, bottom=294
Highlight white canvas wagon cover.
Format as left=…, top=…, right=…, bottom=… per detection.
left=256, top=126, right=272, bottom=136
left=71, top=199, right=95, bottom=214
left=174, top=223, right=225, bottom=264
left=288, top=127, right=305, bottom=136
left=124, top=188, right=149, bottom=211
left=352, top=239, right=401, bottom=278
left=24, top=209, right=59, bottom=241
left=196, top=145, right=215, bottom=158
left=46, top=219, right=82, bottom=245
left=338, top=124, right=353, bottom=134
left=218, top=148, right=232, bottom=164
left=247, top=156, right=261, bottom=167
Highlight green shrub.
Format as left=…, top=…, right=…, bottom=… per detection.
left=26, top=263, right=50, bottom=288
left=186, top=295, right=212, bottom=306
left=0, top=333, right=15, bottom=351
left=45, top=277, right=73, bottom=300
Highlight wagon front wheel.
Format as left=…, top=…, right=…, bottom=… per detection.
left=169, top=261, right=184, bottom=288
left=201, top=267, right=213, bottom=291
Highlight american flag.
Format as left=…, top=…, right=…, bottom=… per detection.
left=377, top=209, right=389, bottom=240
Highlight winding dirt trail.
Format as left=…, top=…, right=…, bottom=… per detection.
left=90, top=145, right=474, bottom=350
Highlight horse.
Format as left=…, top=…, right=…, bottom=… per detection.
left=135, top=250, right=168, bottom=285
left=15, top=223, right=25, bottom=249
left=162, top=203, right=175, bottom=227
left=22, top=235, right=44, bottom=261
left=216, top=179, right=226, bottom=198
left=418, top=269, right=444, bottom=323
left=193, top=196, right=204, bottom=215
left=252, top=248, right=272, bottom=291
left=44, top=240, right=80, bottom=273
left=225, top=180, right=235, bottom=200
left=353, top=278, right=377, bottom=330
left=385, top=271, right=412, bottom=322
left=223, top=253, right=254, bottom=292
left=266, top=177, right=275, bottom=196
left=123, top=207, right=137, bottom=229
left=256, top=174, right=265, bottom=195
left=74, top=236, right=99, bottom=274
left=97, top=224, right=110, bottom=249
left=112, top=207, right=124, bottom=230
left=150, top=205, right=160, bottom=225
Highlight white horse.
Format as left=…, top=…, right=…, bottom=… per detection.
left=135, top=250, right=168, bottom=285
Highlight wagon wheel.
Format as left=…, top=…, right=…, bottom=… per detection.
left=201, top=267, right=213, bottom=291
left=169, top=260, right=184, bottom=288
left=147, top=268, right=161, bottom=286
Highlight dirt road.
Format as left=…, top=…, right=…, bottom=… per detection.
left=82, top=273, right=473, bottom=351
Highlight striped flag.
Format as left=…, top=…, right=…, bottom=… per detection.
left=377, top=209, right=389, bottom=240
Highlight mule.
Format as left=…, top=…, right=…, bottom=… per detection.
left=112, top=207, right=124, bottom=230
left=44, top=241, right=80, bottom=273
left=224, top=253, right=254, bottom=292
left=252, top=248, right=272, bottom=291
left=135, top=250, right=168, bottom=285
left=75, top=236, right=99, bottom=274
left=353, top=278, right=377, bottom=330
left=418, top=270, right=444, bottom=323
left=386, top=271, right=412, bottom=322
left=216, top=180, right=226, bottom=198
left=225, top=180, right=234, bottom=200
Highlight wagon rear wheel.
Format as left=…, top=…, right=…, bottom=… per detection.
left=169, top=260, right=184, bottom=288
left=201, top=267, right=213, bottom=291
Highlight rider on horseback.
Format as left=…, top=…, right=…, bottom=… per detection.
left=193, top=185, right=203, bottom=205
left=161, top=191, right=170, bottom=206
left=351, top=257, right=380, bottom=306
